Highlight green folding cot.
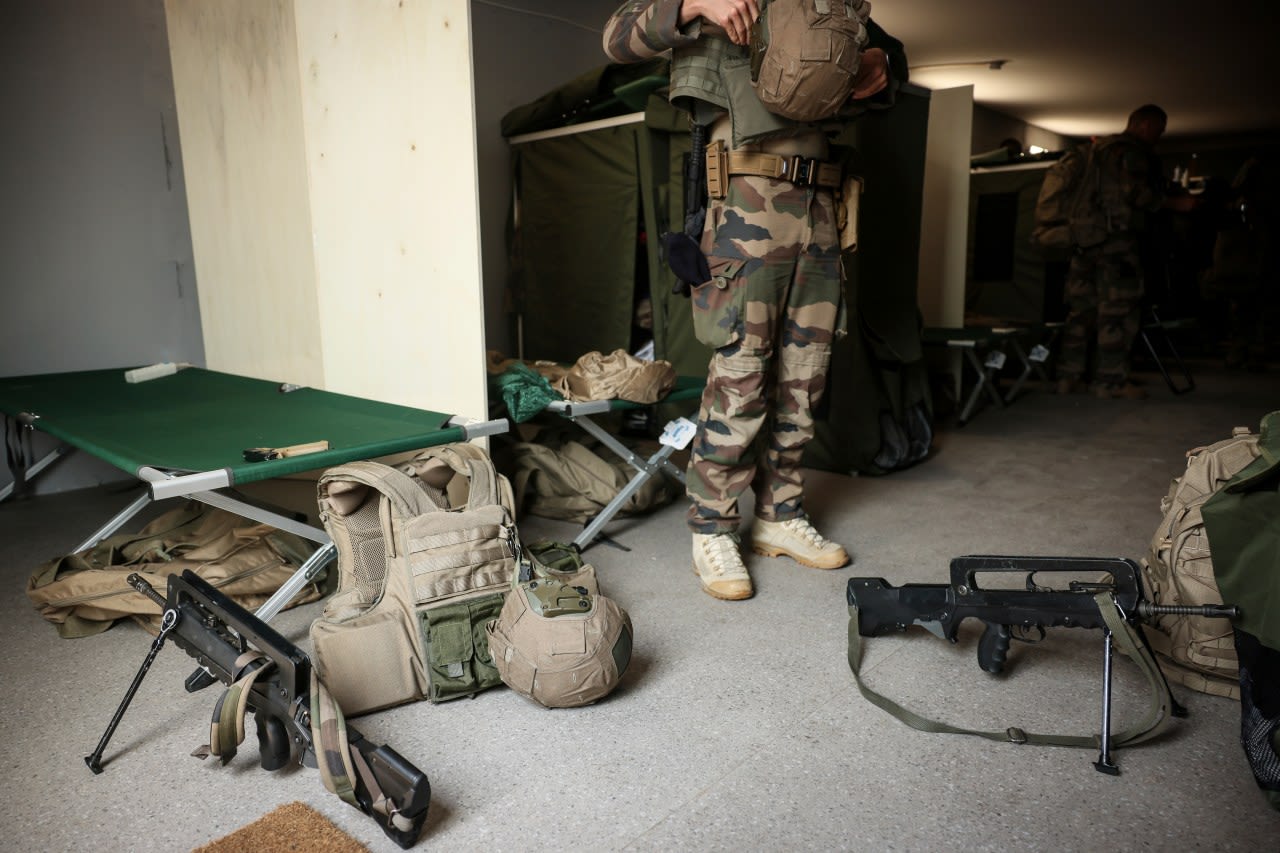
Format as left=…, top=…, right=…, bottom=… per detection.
left=543, top=374, right=704, bottom=551
left=1, top=366, right=506, bottom=620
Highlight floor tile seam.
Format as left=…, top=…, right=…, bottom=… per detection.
left=614, top=746, right=764, bottom=852
left=610, top=647, right=911, bottom=853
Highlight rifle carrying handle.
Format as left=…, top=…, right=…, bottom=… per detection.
left=978, top=623, right=1011, bottom=674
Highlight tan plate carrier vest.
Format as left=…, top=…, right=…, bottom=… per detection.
left=311, top=444, right=517, bottom=715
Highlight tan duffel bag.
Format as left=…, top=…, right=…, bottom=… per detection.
left=26, top=501, right=323, bottom=638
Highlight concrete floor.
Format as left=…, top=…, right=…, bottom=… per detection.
left=1, top=362, right=1277, bottom=851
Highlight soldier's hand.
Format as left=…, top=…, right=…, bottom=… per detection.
left=681, top=0, right=760, bottom=46
left=851, top=48, right=889, bottom=100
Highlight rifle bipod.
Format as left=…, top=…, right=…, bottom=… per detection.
left=84, top=576, right=173, bottom=774
left=1093, top=594, right=1239, bottom=774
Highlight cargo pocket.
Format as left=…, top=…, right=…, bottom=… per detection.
left=311, top=608, right=424, bottom=715
left=420, top=593, right=506, bottom=702
left=691, top=257, right=747, bottom=349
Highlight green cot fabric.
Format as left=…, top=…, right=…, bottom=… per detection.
left=0, top=368, right=464, bottom=485
left=1203, top=410, right=1280, bottom=650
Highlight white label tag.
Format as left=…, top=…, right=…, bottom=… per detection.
left=659, top=417, right=698, bottom=450
left=984, top=350, right=1007, bottom=370
left=1029, top=344, right=1050, bottom=363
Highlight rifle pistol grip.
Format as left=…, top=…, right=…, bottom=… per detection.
left=978, top=622, right=1012, bottom=674
left=255, top=714, right=291, bottom=772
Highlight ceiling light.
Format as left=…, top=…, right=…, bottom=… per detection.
left=911, top=59, right=1009, bottom=72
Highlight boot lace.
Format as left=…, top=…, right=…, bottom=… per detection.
left=780, top=516, right=831, bottom=549
left=701, top=534, right=745, bottom=576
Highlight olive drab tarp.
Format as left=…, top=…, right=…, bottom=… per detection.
left=966, top=161, right=1069, bottom=324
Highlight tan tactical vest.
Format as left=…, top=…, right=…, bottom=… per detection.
left=310, top=444, right=517, bottom=714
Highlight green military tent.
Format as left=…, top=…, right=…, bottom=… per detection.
left=965, top=158, right=1069, bottom=324
left=502, top=62, right=935, bottom=475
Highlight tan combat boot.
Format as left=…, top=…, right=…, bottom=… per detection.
left=692, top=533, right=753, bottom=600
left=1055, top=377, right=1083, bottom=395
left=750, top=516, right=850, bottom=569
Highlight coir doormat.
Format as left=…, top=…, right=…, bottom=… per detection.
left=192, top=801, right=368, bottom=853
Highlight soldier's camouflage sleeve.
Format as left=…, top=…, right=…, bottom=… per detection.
left=1119, top=144, right=1165, bottom=213
left=603, top=0, right=701, bottom=63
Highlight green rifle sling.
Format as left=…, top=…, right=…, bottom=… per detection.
left=846, top=592, right=1175, bottom=750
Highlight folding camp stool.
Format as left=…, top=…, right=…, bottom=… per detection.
left=993, top=323, right=1062, bottom=403
left=543, top=375, right=704, bottom=551
left=1138, top=306, right=1195, bottom=394
left=922, top=327, right=1013, bottom=425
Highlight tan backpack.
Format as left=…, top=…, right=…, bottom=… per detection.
left=749, top=0, right=871, bottom=122
left=1141, top=426, right=1262, bottom=698
left=511, top=427, right=680, bottom=524
left=310, top=443, right=517, bottom=714
left=552, top=349, right=676, bottom=404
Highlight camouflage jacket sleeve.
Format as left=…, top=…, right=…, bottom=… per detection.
left=603, top=0, right=701, bottom=63
left=1113, top=139, right=1165, bottom=213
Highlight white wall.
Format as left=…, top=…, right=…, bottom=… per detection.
left=1, top=0, right=202, bottom=493
left=299, top=1, right=487, bottom=414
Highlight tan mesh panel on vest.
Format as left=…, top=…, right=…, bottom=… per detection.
left=347, top=501, right=388, bottom=605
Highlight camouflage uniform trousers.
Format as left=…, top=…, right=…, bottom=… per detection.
left=1058, top=235, right=1144, bottom=385
left=686, top=171, right=842, bottom=535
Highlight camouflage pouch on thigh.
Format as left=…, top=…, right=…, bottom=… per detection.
left=691, top=257, right=746, bottom=348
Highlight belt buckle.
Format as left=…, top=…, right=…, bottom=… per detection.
left=788, top=155, right=818, bottom=186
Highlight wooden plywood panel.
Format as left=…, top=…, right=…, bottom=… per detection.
left=294, top=0, right=488, bottom=419
left=164, top=0, right=323, bottom=386
left=917, top=85, right=973, bottom=329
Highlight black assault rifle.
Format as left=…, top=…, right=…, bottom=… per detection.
left=85, top=570, right=431, bottom=849
left=847, top=555, right=1240, bottom=773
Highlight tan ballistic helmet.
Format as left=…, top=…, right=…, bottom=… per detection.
left=749, top=0, right=871, bottom=123
left=486, top=577, right=632, bottom=708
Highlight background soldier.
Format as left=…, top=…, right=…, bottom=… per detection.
left=1057, top=104, right=1196, bottom=399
